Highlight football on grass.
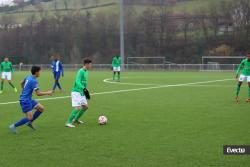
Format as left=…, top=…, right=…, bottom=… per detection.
left=98, top=116, right=108, bottom=125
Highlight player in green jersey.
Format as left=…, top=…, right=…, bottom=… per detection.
left=112, top=55, right=121, bottom=81
left=235, top=53, right=250, bottom=102
left=65, top=59, right=92, bottom=128
left=0, top=57, right=17, bottom=94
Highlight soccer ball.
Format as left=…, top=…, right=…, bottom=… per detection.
left=98, top=116, right=108, bottom=125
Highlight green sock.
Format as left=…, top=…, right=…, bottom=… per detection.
left=67, top=109, right=79, bottom=124
left=8, top=82, right=15, bottom=88
left=236, top=84, right=241, bottom=96
left=118, top=72, right=120, bottom=81
left=74, top=109, right=85, bottom=121
left=248, top=86, right=250, bottom=98
left=113, top=72, right=116, bottom=80
left=1, top=81, right=3, bottom=90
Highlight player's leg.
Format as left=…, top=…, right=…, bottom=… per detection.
left=117, top=66, right=121, bottom=81
left=117, top=67, right=121, bottom=81
left=9, top=111, right=33, bottom=134
left=74, top=104, right=88, bottom=124
left=56, top=74, right=62, bottom=91
left=0, top=72, right=5, bottom=93
left=73, top=94, right=88, bottom=124
left=53, top=72, right=58, bottom=91
left=66, top=92, right=82, bottom=128
left=236, top=74, right=245, bottom=102
left=31, top=102, right=44, bottom=122
left=66, top=107, right=80, bottom=128
left=8, top=80, right=17, bottom=92
left=246, top=77, right=250, bottom=102
left=236, top=81, right=242, bottom=100
left=113, top=70, right=116, bottom=81
left=24, top=103, right=44, bottom=130
left=0, top=80, right=3, bottom=94
left=7, top=73, right=17, bottom=92
left=53, top=73, right=62, bottom=91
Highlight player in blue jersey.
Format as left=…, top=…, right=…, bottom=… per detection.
left=51, top=53, right=64, bottom=92
left=9, top=66, right=53, bottom=134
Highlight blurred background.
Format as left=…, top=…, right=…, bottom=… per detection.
left=0, top=0, right=249, bottom=65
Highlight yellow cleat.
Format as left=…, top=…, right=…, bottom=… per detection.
left=0, top=90, right=3, bottom=94
left=14, top=88, right=17, bottom=93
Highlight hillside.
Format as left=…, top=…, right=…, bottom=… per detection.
left=0, top=0, right=233, bottom=24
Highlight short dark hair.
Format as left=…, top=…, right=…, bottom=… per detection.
left=31, top=66, right=41, bottom=75
left=83, top=59, right=92, bottom=65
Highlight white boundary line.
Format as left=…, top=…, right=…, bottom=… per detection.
left=0, top=78, right=233, bottom=106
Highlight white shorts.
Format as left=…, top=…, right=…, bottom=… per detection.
left=1, top=72, right=11, bottom=80
left=239, top=74, right=250, bottom=82
left=71, top=92, right=88, bottom=107
left=113, top=66, right=121, bottom=72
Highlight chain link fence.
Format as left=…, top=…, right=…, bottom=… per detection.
left=13, top=64, right=239, bottom=72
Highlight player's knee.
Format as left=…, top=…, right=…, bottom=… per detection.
left=75, top=106, right=81, bottom=111
left=82, top=105, right=88, bottom=110
left=38, top=105, right=45, bottom=112
left=27, top=114, right=33, bottom=121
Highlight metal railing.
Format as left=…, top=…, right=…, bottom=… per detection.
left=12, top=64, right=239, bottom=72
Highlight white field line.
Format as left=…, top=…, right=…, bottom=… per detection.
left=183, top=85, right=235, bottom=87
left=0, top=78, right=233, bottom=106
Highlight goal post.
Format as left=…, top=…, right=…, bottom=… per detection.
left=201, top=56, right=245, bottom=71
left=202, top=56, right=245, bottom=64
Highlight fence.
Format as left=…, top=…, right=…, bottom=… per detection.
left=13, top=64, right=240, bottom=72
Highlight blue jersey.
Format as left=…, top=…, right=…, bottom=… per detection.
left=19, top=76, right=39, bottom=101
left=51, top=60, right=64, bottom=74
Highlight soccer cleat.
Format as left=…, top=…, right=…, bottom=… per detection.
left=9, top=124, right=17, bottom=134
left=73, top=120, right=84, bottom=125
left=0, top=90, right=3, bottom=94
left=65, top=123, right=75, bottom=128
left=14, top=88, right=17, bottom=93
left=235, top=96, right=240, bottom=103
left=26, top=123, right=36, bottom=130
left=246, top=98, right=250, bottom=102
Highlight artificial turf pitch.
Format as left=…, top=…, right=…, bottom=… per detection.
left=0, top=71, right=250, bottom=167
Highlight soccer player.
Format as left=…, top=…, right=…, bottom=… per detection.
left=235, top=53, right=250, bottom=102
left=112, top=55, right=121, bottom=81
left=65, top=59, right=92, bottom=128
left=0, top=57, right=17, bottom=94
left=9, top=66, right=53, bottom=134
left=51, top=53, right=64, bottom=92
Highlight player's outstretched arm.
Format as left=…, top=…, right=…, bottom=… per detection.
left=35, top=90, right=53, bottom=96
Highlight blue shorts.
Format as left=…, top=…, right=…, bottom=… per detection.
left=20, top=99, right=39, bottom=113
left=54, top=72, right=61, bottom=80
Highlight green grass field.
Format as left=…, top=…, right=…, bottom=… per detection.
left=0, top=71, right=250, bottom=167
